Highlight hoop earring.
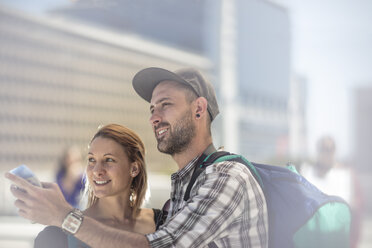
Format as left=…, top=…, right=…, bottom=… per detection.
left=129, top=186, right=136, bottom=208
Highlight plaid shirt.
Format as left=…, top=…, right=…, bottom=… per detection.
left=146, top=156, right=268, bottom=248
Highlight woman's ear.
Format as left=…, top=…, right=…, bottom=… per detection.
left=130, top=162, right=140, bottom=177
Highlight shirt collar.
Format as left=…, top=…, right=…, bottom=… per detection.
left=171, top=156, right=199, bottom=180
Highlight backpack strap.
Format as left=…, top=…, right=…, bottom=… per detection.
left=184, top=151, right=231, bottom=201
left=201, top=151, right=232, bottom=168
left=184, top=151, right=265, bottom=201
left=217, top=155, right=264, bottom=188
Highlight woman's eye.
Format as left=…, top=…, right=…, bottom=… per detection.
left=106, top=158, right=114, bottom=162
left=88, top=157, right=95, bottom=163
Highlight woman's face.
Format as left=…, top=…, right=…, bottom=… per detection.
left=87, top=137, right=138, bottom=199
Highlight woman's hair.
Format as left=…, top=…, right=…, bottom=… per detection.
left=85, top=124, right=147, bottom=214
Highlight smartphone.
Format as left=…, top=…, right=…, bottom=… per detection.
left=9, top=164, right=42, bottom=187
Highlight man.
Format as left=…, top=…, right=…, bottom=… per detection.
left=6, top=67, right=268, bottom=247
left=301, top=136, right=364, bottom=248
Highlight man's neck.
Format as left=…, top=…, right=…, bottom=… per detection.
left=172, top=138, right=213, bottom=170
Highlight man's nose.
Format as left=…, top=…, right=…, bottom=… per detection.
left=149, top=111, right=161, bottom=127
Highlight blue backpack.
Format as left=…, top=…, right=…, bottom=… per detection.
left=184, top=151, right=351, bottom=248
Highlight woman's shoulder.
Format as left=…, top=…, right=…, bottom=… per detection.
left=134, top=208, right=157, bottom=234
left=34, top=226, right=68, bottom=248
left=137, top=208, right=155, bottom=222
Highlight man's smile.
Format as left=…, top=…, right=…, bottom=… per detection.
left=156, top=127, right=169, bottom=139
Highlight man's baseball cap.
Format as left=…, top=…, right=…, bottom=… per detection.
left=132, top=67, right=220, bottom=121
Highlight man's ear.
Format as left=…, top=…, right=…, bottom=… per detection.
left=130, top=162, right=140, bottom=177
left=195, top=97, right=208, bottom=118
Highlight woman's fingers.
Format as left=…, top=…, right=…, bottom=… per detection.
left=5, top=172, right=37, bottom=195
left=6, top=172, right=73, bottom=226
left=10, top=184, right=30, bottom=202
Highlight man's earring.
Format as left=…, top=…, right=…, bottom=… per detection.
left=196, top=113, right=200, bottom=118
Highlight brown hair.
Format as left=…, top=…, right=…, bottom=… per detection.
left=85, top=124, right=147, bottom=214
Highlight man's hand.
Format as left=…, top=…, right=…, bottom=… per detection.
left=5, top=172, right=73, bottom=227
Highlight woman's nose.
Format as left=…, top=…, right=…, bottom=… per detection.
left=92, top=163, right=105, bottom=176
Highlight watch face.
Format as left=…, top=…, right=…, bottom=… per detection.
left=62, top=213, right=82, bottom=234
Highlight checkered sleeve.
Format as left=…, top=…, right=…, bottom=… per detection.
left=146, top=161, right=267, bottom=248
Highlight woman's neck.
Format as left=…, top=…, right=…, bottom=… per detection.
left=85, top=196, right=135, bottom=225
left=84, top=195, right=155, bottom=235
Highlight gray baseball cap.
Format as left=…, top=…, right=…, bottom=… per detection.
left=132, top=67, right=220, bottom=121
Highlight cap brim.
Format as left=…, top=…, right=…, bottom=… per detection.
left=132, top=67, right=190, bottom=102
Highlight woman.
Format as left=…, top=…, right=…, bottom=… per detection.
left=35, top=124, right=161, bottom=248
left=56, top=145, right=84, bottom=208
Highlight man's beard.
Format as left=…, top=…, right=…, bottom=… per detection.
left=156, top=110, right=196, bottom=155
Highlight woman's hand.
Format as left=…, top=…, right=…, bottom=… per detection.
left=5, top=172, right=73, bottom=227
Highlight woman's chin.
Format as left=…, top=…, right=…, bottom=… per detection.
left=93, top=191, right=108, bottom=199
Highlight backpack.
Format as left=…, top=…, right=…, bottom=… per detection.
left=184, top=151, right=351, bottom=248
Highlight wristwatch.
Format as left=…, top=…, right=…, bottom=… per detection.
left=61, top=208, right=84, bottom=235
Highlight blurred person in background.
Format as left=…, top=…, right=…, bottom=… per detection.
left=34, top=124, right=159, bottom=248
left=301, top=135, right=364, bottom=248
left=56, top=146, right=85, bottom=208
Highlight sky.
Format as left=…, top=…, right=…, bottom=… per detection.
left=1, top=0, right=372, bottom=159
left=271, top=0, right=372, bottom=158
left=0, top=0, right=69, bottom=13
